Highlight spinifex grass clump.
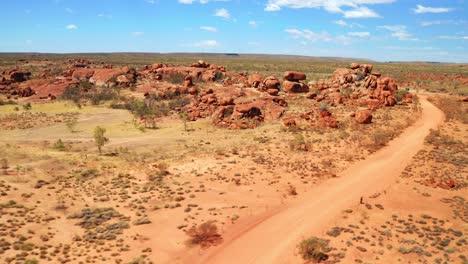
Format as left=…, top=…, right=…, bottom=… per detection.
left=68, top=208, right=130, bottom=242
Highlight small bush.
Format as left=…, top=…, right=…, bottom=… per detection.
left=289, top=134, right=309, bottom=151
left=186, top=221, right=223, bottom=248
left=298, top=237, right=329, bottom=263
left=65, top=118, right=78, bottom=133
left=22, top=103, right=32, bottom=111
left=371, top=129, right=392, bottom=146
left=61, top=85, right=82, bottom=103
left=318, top=102, right=329, bottom=111
left=214, top=70, right=224, bottom=81
left=165, top=72, right=185, bottom=84
left=133, top=217, right=152, bottom=225
left=94, top=126, right=109, bottom=154
left=326, top=227, right=342, bottom=237
left=394, top=89, right=409, bottom=102
left=80, top=168, right=99, bottom=179
left=53, top=139, right=66, bottom=151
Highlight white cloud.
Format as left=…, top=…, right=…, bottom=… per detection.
left=200, top=26, right=217, bottom=32
left=214, top=8, right=230, bottom=19
left=146, top=0, right=156, bottom=3
left=420, top=20, right=466, bottom=27
left=131, top=32, right=145, bottom=36
left=344, top=7, right=380, bottom=18
left=66, top=24, right=77, bottom=30
left=178, top=0, right=194, bottom=3
left=98, top=13, right=112, bottom=19
left=249, top=21, right=257, bottom=27
left=413, top=5, right=454, bottom=14
left=335, top=35, right=353, bottom=45
left=437, top=36, right=468, bottom=40
left=334, top=20, right=363, bottom=28
left=334, top=20, right=348, bottom=26
left=65, top=8, right=73, bottom=13
left=285, top=28, right=366, bottom=45
left=265, top=0, right=394, bottom=18
left=378, top=25, right=417, bottom=41
left=385, top=46, right=437, bottom=51
left=285, top=29, right=332, bottom=42
left=193, top=40, right=220, bottom=48
left=348, top=31, right=370, bottom=37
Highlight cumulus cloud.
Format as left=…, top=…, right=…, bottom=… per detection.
left=265, top=0, right=395, bottom=18
left=343, top=7, right=380, bottom=18
left=200, top=26, right=217, bottom=32
left=413, top=5, right=454, bottom=14
left=285, top=29, right=360, bottom=45
left=420, top=20, right=466, bottom=27
left=285, top=29, right=332, bottom=42
left=437, top=36, right=468, bottom=40
left=348, top=31, right=370, bottom=37
left=333, top=20, right=363, bottom=28
left=378, top=25, right=417, bottom=41
left=248, top=21, right=257, bottom=27
left=214, top=8, right=230, bottom=19
left=66, top=24, right=77, bottom=30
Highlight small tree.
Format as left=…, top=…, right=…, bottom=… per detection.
left=179, top=112, right=189, bottom=132
left=65, top=118, right=78, bottom=133
left=53, top=139, right=66, bottom=151
left=94, top=126, right=109, bottom=155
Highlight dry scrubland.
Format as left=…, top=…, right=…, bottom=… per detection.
left=0, top=53, right=466, bottom=264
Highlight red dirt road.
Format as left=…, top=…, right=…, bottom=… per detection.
left=178, top=96, right=444, bottom=264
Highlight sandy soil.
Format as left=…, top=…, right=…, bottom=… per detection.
left=175, top=96, right=444, bottom=264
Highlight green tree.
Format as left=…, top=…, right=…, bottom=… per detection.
left=179, top=112, right=189, bottom=132
left=93, top=126, right=109, bottom=155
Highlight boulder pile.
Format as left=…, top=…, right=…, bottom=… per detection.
left=311, top=63, right=405, bottom=108
left=283, top=71, right=309, bottom=93
left=212, top=97, right=286, bottom=129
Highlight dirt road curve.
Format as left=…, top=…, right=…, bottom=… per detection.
left=188, top=97, right=444, bottom=264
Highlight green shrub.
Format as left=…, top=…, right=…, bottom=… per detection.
left=94, top=126, right=109, bottom=154
left=165, top=72, right=185, bottom=84
left=371, top=129, right=393, bottom=146
left=298, top=237, right=329, bottom=263
left=318, top=102, right=329, bottom=111
left=394, top=89, right=409, bottom=102
left=53, top=139, right=66, bottom=151
left=22, top=103, right=32, bottom=111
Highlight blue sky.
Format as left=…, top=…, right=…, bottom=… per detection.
left=1, top=0, right=467, bottom=62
